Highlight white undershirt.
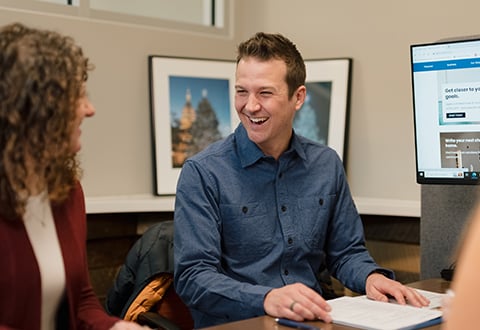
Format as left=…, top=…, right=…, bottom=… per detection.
left=23, top=192, right=66, bottom=330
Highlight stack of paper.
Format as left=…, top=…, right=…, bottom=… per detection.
left=327, top=289, right=445, bottom=330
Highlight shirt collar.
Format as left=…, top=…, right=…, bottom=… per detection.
left=290, top=130, right=308, bottom=161
left=235, top=124, right=307, bottom=168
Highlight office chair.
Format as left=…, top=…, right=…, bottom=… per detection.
left=105, top=220, right=193, bottom=330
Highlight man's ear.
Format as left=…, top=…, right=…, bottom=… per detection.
left=294, top=85, right=307, bottom=110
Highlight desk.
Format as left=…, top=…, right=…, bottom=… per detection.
left=200, top=278, right=450, bottom=330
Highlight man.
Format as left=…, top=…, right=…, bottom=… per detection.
left=173, top=32, right=429, bottom=328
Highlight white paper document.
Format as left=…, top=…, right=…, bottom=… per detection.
left=328, top=290, right=444, bottom=330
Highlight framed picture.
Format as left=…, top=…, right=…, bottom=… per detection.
left=149, top=56, right=238, bottom=195
left=294, top=58, right=352, bottom=162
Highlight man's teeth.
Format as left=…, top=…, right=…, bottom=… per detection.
left=250, top=117, right=267, bottom=123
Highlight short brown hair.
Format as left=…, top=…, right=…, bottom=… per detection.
left=236, top=32, right=306, bottom=98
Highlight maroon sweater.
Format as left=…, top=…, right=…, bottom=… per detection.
left=0, top=182, right=119, bottom=330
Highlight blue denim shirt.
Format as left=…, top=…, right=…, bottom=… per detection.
left=174, top=124, right=392, bottom=328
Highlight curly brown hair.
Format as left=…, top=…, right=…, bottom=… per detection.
left=0, top=23, right=93, bottom=219
left=236, top=32, right=306, bottom=99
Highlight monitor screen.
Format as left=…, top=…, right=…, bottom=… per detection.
left=411, top=37, right=480, bottom=184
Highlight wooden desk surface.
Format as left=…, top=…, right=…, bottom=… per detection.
left=200, top=278, right=450, bottom=330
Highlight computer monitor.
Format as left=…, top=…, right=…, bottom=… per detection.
left=411, top=37, right=480, bottom=184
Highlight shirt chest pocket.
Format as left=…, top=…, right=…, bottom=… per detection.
left=219, top=203, right=276, bottom=258
left=295, top=195, right=333, bottom=249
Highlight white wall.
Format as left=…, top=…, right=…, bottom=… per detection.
left=2, top=0, right=479, bottom=215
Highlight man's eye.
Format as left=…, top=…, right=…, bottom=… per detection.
left=260, top=91, right=272, bottom=95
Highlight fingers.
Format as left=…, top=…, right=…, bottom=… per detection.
left=366, top=289, right=389, bottom=303
left=264, top=283, right=332, bottom=323
left=366, top=274, right=430, bottom=307
left=402, top=287, right=430, bottom=307
left=288, top=295, right=332, bottom=323
left=383, top=285, right=430, bottom=307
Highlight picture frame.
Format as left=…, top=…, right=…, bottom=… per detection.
left=295, top=58, right=352, bottom=162
left=149, top=56, right=238, bottom=195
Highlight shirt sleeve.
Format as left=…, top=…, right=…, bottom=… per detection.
left=173, top=160, right=271, bottom=324
left=323, top=161, right=394, bottom=293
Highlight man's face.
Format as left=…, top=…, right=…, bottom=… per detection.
left=234, top=57, right=305, bottom=158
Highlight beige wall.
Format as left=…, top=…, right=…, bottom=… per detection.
left=235, top=0, right=480, bottom=205
left=2, top=0, right=479, bottom=212
left=0, top=1, right=237, bottom=199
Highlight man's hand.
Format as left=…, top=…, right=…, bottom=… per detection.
left=366, top=272, right=430, bottom=307
left=263, top=283, right=332, bottom=323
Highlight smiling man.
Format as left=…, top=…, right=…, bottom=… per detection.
left=173, top=32, right=429, bottom=329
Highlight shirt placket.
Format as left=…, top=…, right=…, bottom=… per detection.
left=276, top=157, right=296, bottom=284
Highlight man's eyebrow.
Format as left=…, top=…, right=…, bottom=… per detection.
left=234, top=85, right=277, bottom=91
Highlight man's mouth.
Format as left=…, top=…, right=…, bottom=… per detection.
left=249, top=116, right=268, bottom=125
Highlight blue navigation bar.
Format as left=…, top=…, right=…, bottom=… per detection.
left=413, top=58, right=480, bottom=72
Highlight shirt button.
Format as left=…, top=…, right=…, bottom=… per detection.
left=279, top=172, right=283, bottom=178
left=319, top=199, right=324, bottom=206
left=284, top=269, right=289, bottom=275
left=281, top=205, right=287, bottom=212
left=242, top=206, right=248, bottom=214
left=288, top=238, right=293, bottom=244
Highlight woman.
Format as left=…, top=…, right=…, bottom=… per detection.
left=0, top=23, right=147, bottom=330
